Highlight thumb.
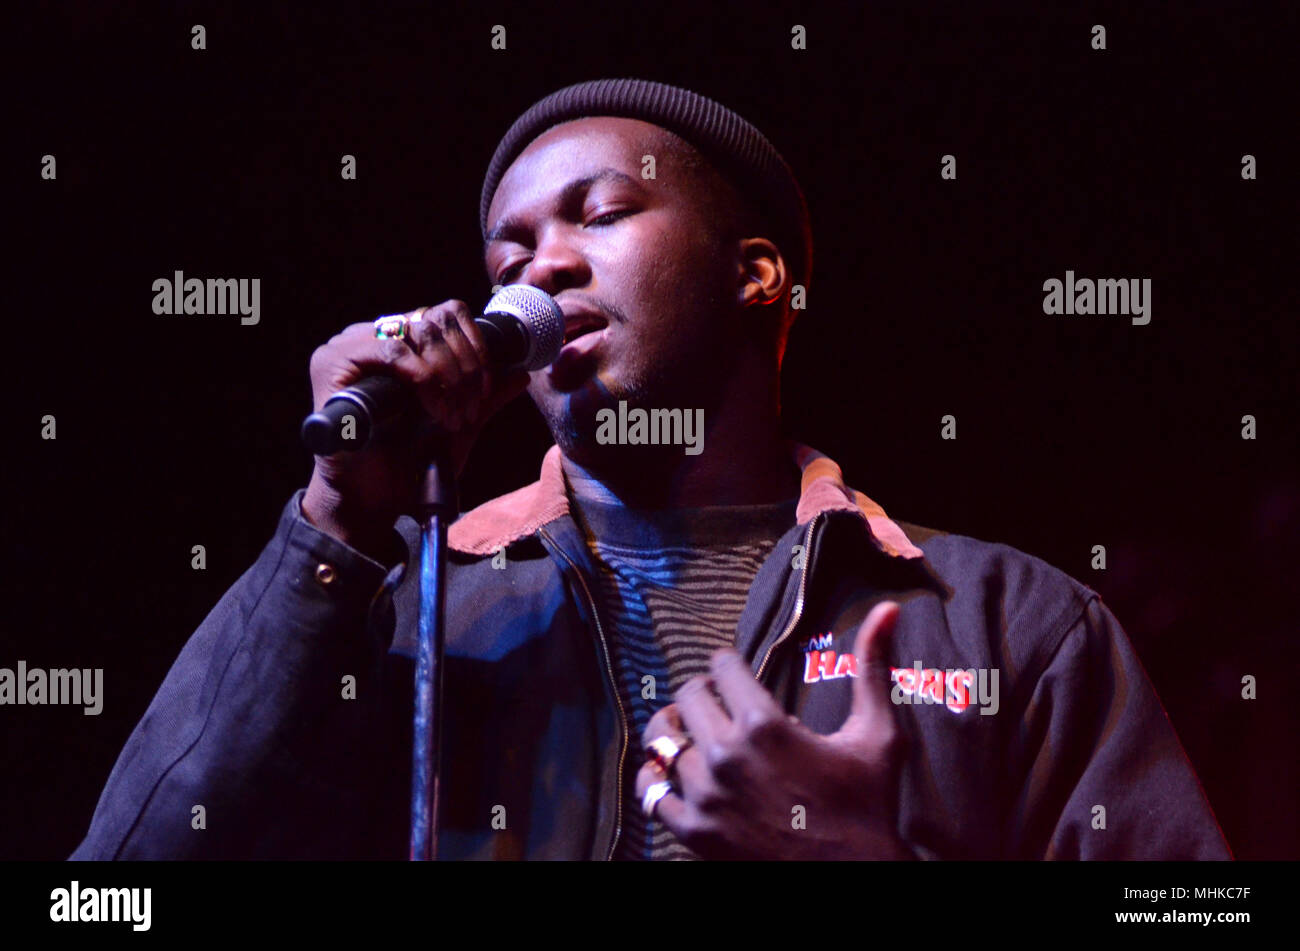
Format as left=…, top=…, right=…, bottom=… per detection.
left=847, top=600, right=901, bottom=730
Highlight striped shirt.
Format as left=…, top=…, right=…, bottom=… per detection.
left=567, top=491, right=799, bottom=860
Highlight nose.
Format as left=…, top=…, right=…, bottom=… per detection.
left=519, top=222, right=591, bottom=298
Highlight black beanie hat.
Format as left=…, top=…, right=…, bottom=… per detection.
left=480, top=78, right=813, bottom=296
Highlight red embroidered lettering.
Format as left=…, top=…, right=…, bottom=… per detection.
left=921, top=668, right=944, bottom=704
left=803, top=651, right=822, bottom=684
left=820, top=651, right=839, bottom=680
left=946, top=669, right=973, bottom=713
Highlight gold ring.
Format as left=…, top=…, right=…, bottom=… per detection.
left=645, top=734, right=693, bottom=774
left=373, top=308, right=426, bottom=341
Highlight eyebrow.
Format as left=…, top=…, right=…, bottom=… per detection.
left=483, top=168, right=642, bottom=247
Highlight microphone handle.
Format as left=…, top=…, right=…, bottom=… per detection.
left=301, top=376, right=413, bottom=455
left=299, top=314, right=527, bottom=455
left=475, top=313, right=527, bottom=366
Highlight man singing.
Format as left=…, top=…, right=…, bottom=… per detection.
left=72, top=78, right=1230, bottom=860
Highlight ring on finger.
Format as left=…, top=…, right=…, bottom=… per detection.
left=373, top=307, right=428, bottom=341
left=641, top=780, right=674, bottom=818
left=645, top=734, right=693, bottom=775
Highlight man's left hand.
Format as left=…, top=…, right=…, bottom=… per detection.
left=635, top=601, right=916, bottom=860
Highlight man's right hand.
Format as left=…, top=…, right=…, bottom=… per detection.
left=301, top=300, right=532, bottom=559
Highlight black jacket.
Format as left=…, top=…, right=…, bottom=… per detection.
left=71, top=444, right=1232, bottom=860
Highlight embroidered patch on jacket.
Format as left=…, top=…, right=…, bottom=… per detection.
left=801, top=632, right=859, bottom=683
left=800, top=633, right=999, bottom=716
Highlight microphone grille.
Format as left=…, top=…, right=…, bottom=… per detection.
left=483, top=284, right=564, bottom=370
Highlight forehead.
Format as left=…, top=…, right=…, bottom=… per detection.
left=486, top=116, right=687, bottom=226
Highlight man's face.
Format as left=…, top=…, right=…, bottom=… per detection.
left=484, top=116, right=739, bottom=460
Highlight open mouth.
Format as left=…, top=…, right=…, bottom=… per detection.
left=561, top=312, right=608, bottom=345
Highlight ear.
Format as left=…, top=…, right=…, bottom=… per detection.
left=735, top=238, right=788, bottom=309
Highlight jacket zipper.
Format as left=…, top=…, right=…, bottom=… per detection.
left=538, top=526, right=627, bottom=861
left=756, top=513, right=824, bottom=683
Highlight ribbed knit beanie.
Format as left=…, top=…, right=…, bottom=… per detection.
left=480, top=78, right=812, bottom=296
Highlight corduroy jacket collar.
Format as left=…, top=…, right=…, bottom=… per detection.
left=448, top=441, right=924, bottom=561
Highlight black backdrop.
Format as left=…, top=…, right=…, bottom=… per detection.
left=7, top=1, right=1297, bottom=860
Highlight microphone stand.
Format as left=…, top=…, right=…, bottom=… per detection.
left=301, top=285, right=563, bottom=860
left=409, top=447, right=456, bottom=860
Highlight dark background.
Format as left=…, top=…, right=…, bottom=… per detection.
left=6, top=2, right=1297, bottom=860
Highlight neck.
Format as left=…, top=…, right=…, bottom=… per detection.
left=560, top=369, right=800, bottom=509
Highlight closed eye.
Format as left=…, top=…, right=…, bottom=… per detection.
left=587, top=209, right=632, bottom=227
left=496, top=209, right=634, bottom=281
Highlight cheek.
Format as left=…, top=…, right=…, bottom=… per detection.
left=630, top=227, right=728, bottom=314
left=609, top=213, right=718, bottom=287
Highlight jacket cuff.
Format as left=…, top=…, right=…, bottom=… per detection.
left=281, top=488, right=409, bottom=601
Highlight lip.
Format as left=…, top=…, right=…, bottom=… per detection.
left=547, top=319, right=608, bottom=390
left=555, top=324, right=608, bottom=359
left=559, top=306, right=610, bottom=346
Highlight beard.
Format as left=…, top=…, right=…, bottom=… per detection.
left=536, top=368, right=661, bottom=464
left=535, top=333, right=731, bottom=468
left=534, top=280, right=738, bottom=464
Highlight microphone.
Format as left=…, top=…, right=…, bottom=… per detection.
left=300, top=284, right=564, bottom=454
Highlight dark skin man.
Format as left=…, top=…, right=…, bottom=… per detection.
left=303, top=115, right=912, bottom=860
